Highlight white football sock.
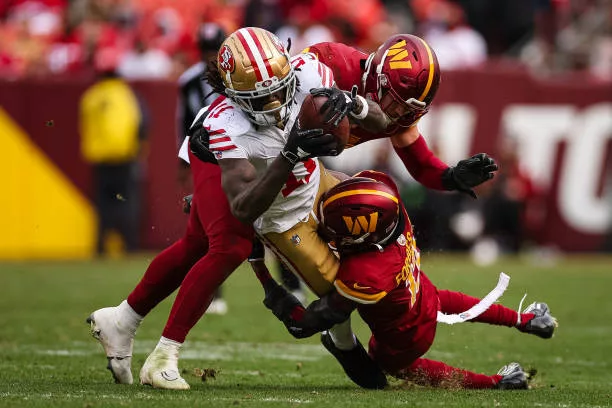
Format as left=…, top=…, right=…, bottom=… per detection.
left=117, top=300, right=143, bottom=335
left=328, top=319, right=357, bottom=351
left=157, top=336, right=183, bottom=351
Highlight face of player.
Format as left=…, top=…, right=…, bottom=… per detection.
left=379, top=88, right=428, bottom=128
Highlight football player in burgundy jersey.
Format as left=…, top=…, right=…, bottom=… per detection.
left=261, top=170, right=558, bottom=389
left=303, top=34, right=497, bottom=198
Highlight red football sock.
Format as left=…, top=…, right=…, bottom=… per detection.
left=161, top=233, right=253, bottom=343
left=402, top=358, right=502, bottom=389
left=127, top=236, right=207, bottom=317
left=438, top=290, right=532, bottom=327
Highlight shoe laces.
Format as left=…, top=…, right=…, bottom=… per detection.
left=515, top=293, right=528, bottom=326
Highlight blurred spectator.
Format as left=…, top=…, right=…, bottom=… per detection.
left=79, top=47, right=149, bottom=255
left=117, top=35, right=172, bottom=79
left=275, top=5, right=334, bottom=55
left=417, top=0, right=487, bottom=70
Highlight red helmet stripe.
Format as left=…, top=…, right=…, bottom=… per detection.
left=417, top=37, right=435, bottom=102
left=322, top=189, right=399, bottom=209
left=247, top=27, right=275, bottom=79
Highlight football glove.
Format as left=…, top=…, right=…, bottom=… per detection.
left=310, top=85, right=360, bottom=127
left=263, top=283, right=305, bottom=324
left=282, top=121, right=338, bottom=164
left=442, top=153, right=498, bottom=198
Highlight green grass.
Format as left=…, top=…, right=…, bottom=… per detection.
left=1, top=254, right=611, bottom=407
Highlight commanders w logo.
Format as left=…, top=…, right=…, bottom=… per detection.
left=343, top=212, right=379, bottom=235
left=387, top=40, right=412, bottom=70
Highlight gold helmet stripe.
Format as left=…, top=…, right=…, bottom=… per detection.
left=323, top=189, right=399, bottom=209
left=235, top=28, right=272, bottom=81
left=417, top=37, right=435, bottom=102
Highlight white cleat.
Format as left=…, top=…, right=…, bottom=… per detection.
left=87, top=306, right=135, bottom=384
left=140, top=346, right=190, bottom=390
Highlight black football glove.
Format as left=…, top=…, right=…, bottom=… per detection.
left=310, top=85, right=360, bottom=127
left=442, top=153, right=498, bottom=198
left=263, top=283, right=305, bottom=324
left=182, top=194, right=193, bottom=214
left=282, top=120, right=338, bottom=164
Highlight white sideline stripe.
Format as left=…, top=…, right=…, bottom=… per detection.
left=436, top=272, right=510, bottom=325
left=239, top=28, right=271, bottom=80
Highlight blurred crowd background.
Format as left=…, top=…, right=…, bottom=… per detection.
left=1, top=0, right=611, bottom=80
left=2, top=0, right=611, bottom=263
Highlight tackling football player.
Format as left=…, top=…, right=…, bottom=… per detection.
left=262, top=170, right=558, bottom=389
left=303, top=34, right=498, bottom=199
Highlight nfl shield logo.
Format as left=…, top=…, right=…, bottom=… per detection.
left=291, top=234, right=301, bottom=246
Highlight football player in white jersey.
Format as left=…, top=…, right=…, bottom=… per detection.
left=200, top=26, right=386, bottom=389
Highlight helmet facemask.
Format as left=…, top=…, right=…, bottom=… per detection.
left=226, top=70, right=297, bottom=126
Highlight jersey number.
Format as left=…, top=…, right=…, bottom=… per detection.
left=395, top=235, right=421, bottom=307
left=281, top=159, right=316, bottom=197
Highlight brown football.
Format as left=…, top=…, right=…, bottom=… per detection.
left=297, top=94, right=350, bottom=154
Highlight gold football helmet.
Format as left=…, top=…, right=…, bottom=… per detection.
left=217, top=27, right=296, bottom=126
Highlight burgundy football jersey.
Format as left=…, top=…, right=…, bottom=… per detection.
left=332, top=171, right=439, bottom=343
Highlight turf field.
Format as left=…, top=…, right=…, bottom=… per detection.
left=0, top=254, right=610, bottom=407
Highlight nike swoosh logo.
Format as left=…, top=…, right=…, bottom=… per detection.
left=160, top=371, right=179, bottom=381
left=353, top=283, right=371, bottom=290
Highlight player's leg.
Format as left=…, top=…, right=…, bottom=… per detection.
left=87, top=204, right=208, bottom=385
left=398, top=358, right=530, bottom=389
left=140, top=161, right=254, bottom=390
left=438, top=290, right=557, bottom=338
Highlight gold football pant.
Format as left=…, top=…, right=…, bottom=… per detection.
left=261, top=164, right=340, bottom=296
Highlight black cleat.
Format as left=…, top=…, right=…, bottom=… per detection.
left=495, top=362, right=531, bottom=390
left=518, top=302, right=558, bottom=339
left=321, top=331, right=387, bottom=389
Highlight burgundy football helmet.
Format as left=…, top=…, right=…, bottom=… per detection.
left=319, top=177, right=400, bottom=252
left=362, top=34, right=441, bottom=128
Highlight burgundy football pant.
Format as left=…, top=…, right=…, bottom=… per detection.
left=126, top=153, right=254, bottom=343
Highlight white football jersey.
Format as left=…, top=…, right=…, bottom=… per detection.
left=204, top=53, right=335, bottom=234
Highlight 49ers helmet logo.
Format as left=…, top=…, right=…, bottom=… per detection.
left=218, top=45, right=235, bottom=73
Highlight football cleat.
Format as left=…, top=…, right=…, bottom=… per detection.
left=87, top=307, right=135, bottom=384
left=321, top=331, right=388, bottom=389
left=495, top=362, right=530, bottom=390
left=140, top=346, right=190, bottom=390
left=518, top=302, right=558, bottom=339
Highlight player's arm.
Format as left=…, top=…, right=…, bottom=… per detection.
left=218, top=156, right=294, bottom=224
left=218, top=122, right=337, bottom=224
left=391, top=126, right=498, bottom=197
left=263, top=282, right=356, bottom=339
left=288, top=292, right=356, bottom=338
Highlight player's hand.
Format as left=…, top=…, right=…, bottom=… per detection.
left=287, top=324, right=318, bottom=339
left=310, top=85, right=359, bottom=127
left=282, top=121, right=338, bottom=164
left=182, top=194, right=193, bottom=214
left=442, top=153, right=498, bottom=198
left=263, top=283, right=306, bottom=324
